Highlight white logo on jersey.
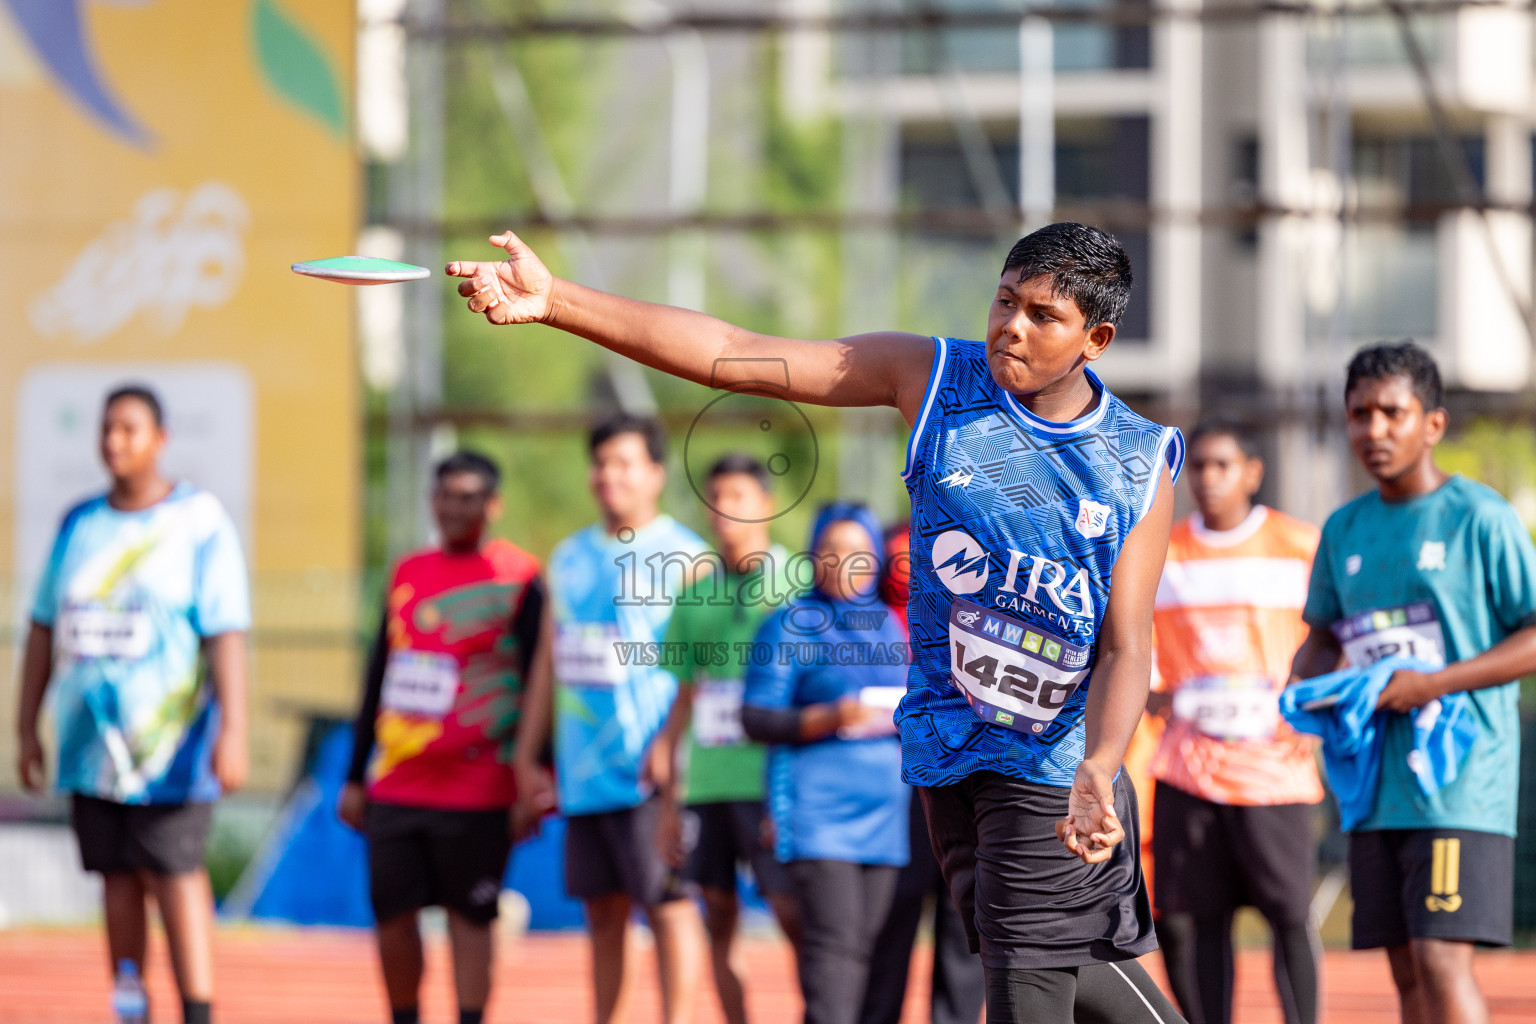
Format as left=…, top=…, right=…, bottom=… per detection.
left=941, top=468, right=974, bottom=489
left=1345, top=554, right=1362, bottom=576
left=1074, top=499, right=1112, bottom=540
left=931, top=530, right=990, bottom=594
left=1418, top=541, right=1446, bottom=571
left=957, top=609, right=981, bottom=626
left=999, top=550, right=1095, bottom=618
left=929, top=532, right=1096, bottom=618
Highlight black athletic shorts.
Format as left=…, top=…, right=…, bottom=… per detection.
left=685, top=800, right=789, bottom=897
left=919, top=769, right=1157, bottom=971
left=366, top=802, right=512, bottom=925
left=70, top=794, right=213, bottom=875
left=1348, top=828, right=1514, bottom=949
left=564, top=797, right=687, bottom=907
left=1151, top=783, right=1317, bottom=924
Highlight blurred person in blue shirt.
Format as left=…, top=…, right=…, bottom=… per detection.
left=15, top=385, right=250, bottom=1024
left=743, top=503, right=910, bottom=1024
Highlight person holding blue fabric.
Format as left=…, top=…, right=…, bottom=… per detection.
left=1290, top=341, right=1536, bottom=1024
left=741, top=503, right=911, bottom=1024
left=15, top=385, right=250, bottom=1024
left=509, top=413, right=707, bottom=1024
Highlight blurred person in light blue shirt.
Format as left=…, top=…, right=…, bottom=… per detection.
left=16, top=385, right=250, bottom=1024
left=509, top=413, right=707, bottom=1024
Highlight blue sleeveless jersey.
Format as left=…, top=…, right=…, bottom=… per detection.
left=898, top=338, right=1184, bottom=788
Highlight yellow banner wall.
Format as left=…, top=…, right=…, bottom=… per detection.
left=0, top=0, right=359, bottom=792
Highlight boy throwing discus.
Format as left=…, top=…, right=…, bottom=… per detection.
left=448, top=222, right=1186, bottom=1023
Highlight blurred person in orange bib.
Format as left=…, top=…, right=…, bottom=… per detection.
left=1147, top=423, right=1323, bottom=1024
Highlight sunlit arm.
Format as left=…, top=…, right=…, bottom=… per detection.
left=1288, top=626, right=1344, bottom=683
left=1059, top=465, right=1174, bottom=865
left=1083, top=465, right=1174, bottom=776
left=510, top=605, right=558, bottom=840
left=446, top=232, right=934, bottom=422
left=647, top=686, right=695, bottom=801
left=1378, top=623, right=1536, bottom=712
left=15, top=622, right=54, bottom=792
left=206, top=631, right=250, bottom=792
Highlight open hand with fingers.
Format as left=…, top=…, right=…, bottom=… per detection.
left=1056, top=759, right=1125, bottom=865
left=445, top=232, right=556, bottom=325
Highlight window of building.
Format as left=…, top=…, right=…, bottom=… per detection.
left=1352, top=133, right=1484, bottom=209
left=1343, top=132, right=1481, bottom=340
left=1231, top=134, right=1259, bottom=249
left=897, top=115, right=1151, bottom=341
left=892, top=0, right=1151, bottom=76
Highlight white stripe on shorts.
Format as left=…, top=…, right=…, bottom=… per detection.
left=1109, top=961, right=1168, bottom=1024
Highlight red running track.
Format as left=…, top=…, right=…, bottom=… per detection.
left=3, top=927, right=1535, bottom=1023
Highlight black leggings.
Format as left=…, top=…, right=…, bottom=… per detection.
left=985, top=960, right=1186, bottom=1024
left=858, top=795, right=984, bottom=1024
left=1157, top=911, right=1319, bottom=1024
left=787, top=859, right=900, bottom=1024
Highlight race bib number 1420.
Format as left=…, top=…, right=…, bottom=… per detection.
left=948, top=598, right=1091, bottom=735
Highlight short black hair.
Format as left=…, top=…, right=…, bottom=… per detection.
left=1001, top=222, right=1134, bottom=328
left=104, top=384, right=164, bottom=428
left=589, top=412, right=666, bottom=465
left=707, top=453, right=771, bottom=492
left=1345, top=340, right=1444, bottom=411
left=1188, top=420, right=1261, bottom=459
left=435, top=450, right=501, bottom=492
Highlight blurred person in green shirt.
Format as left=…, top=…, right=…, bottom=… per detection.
left=646, top=454, right=803, bottom=1024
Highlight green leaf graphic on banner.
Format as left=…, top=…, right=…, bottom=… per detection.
left=252, top=0, right=346, bottom=137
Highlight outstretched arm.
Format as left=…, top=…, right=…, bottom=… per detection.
left=446, top=233, right=935, bottom=424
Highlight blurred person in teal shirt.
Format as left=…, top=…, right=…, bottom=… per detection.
left=1291, top=342, right=1536, bottom=1024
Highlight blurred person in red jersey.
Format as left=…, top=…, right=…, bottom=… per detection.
left=340, top=451, right=545, bottom=1024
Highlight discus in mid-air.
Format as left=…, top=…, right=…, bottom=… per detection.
left=291, top=256, right=431, bottom=285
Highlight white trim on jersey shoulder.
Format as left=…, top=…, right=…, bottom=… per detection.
left=999, top=366, right=1110, bottom=436
left=1163, top=425, right=1186, bottom=483
left=902, top=335, right=950, bottom=480
left=1155, top=555, right=1311, bottom=610
left=1136, top=426, right=1185, bottom=520
left=1190, top=505, right=1269, bottom=548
